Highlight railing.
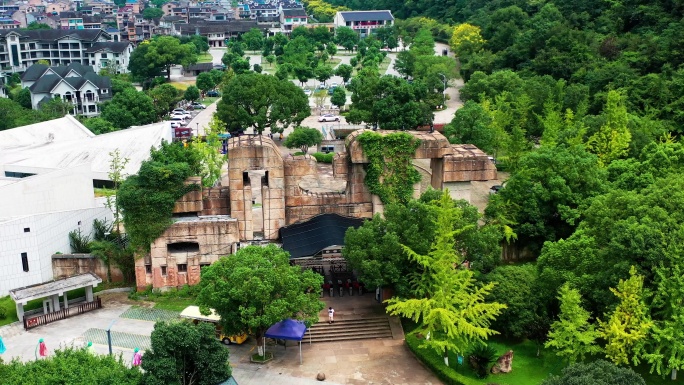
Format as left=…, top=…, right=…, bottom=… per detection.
left=23, top=297, right=102, bottom=330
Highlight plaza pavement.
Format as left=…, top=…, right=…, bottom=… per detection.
left=0, top=293, right=441, bottom=384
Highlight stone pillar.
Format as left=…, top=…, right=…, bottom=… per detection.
left=63, top=291, right=69, bottom=309
left=43, top=299, right=50, bottom=314
left=52, top=294, right=60, bottom=312
left=16, top=302, right=25, bottom=323
left=86, top=285, right=94, bottom=302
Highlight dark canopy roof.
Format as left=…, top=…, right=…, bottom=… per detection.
left=338, top=10, right=394, bottom=21
left=280, top=213, right=365, bottom=259
left=265, top=319, right=307, bottom=341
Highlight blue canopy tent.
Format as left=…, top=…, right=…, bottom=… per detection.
left=264, top=319, right=308, bottom=364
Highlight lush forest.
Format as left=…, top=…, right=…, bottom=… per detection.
left=330, top=0, right=684, bottom=381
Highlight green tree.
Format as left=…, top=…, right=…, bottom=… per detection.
left=0, top=347, right=141, bottom=385
left=192, top=116, right=226, bottom=187
left=326, top=43, right=337, bottom=58
left=450, top=23, right=485, bottom=57
left=102, top=88, right=157, bottom=129
left=142, top=7, right=164, bottom=20
left=409, top=28, right=435, bottom=57
left=216, top=73, right=310, bottom=134
left=195, top=72, right=215, bottom=94
left=242, top=28, right=264, bottom=52
left=283, top=126, right=323, bottom=154
left=265, top=54, right=276, bottom=67
left=545, top=283, right=601, bottom=363
left=588, top=90, right=632, bottom=167
left=599, top=266, right=652, bottom=366
left=394, top=50, right=416, bottom=78
left=147, top=83, right=181, bottom=120
left=485, top=145, right=607, bottom=253
left=386, top=191, right=506, bottom=365
left=314, top=64, right=334, bottom=85
left=335, top=26, right=359, bottom=51
left=128, top=42, right=162, bottom=82
left=143, top=36, right=198, bottom=81
left=484, top=264, right=540, bottom=340
left=83, top=117, right=117, bottom=134
left=196, top=245, right=324, bottom=357
left=25, top=22, right=52, bottom=30
left=330, top=87, right=347, bottom=109
left=541, top=360, right=645, bottom=385
left=141, top=321, right=231, bottom=385
left=184, top=85, right=200, bottom=102
left=444, top=100, right=495, bottom=153
left=334, top=64, right=353, bottom=83
left=12, top=87, right=32, bottom=109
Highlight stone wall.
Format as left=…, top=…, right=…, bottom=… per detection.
left=173, top=176, right=203, bottom=214
left=134, top=217, right=239, bottom=291
left=52, top=254, right=124, bottom=283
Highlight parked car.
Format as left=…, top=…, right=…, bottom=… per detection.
left=190, top=102, right=205, bottom=110
left=330, top=82, right=338, bottom=88
left=170, top=121, right=182, bottom=128
left=327, top=87, right=337, bottom=95
left=303, top=89, right=312, bottom=96
left=206, top=90, right=220, bottom=97
left=318, top=114, right=340, bottom=122
left=172, top=109, right=191, bottom=119
left=489, top=185, right=504, bottom=195
left=170, top=117, right=186, bottom=126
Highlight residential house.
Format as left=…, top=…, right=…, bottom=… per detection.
left=280, top=8, right=306, bottom=32
left=21, top=62, right=112, bottom=116
left=333, top=10, right=394, bottom=38
left=0, top=29, right=113, bottom=72
left=59, top=11, right=105, bottom=29
left=84, top=41, right=133, bottom=73
left=0, top=17, right=20, bottom=30
left=46, top=1, right=73, bottom=15
left=175, top=20, right=265, bottom=47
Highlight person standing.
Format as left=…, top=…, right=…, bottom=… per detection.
left=36, top=338, right=48, bottom=359
left=328, top=307, right=335, bottom=324
left=132, top=348, right=143, bottom=367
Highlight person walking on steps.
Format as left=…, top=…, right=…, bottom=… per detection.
left=328, top=307, right=335, bottom=324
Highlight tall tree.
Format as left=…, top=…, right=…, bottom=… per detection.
left=147, top=84, right=181, bottom=120
left=587, top=90, right=632, bottom=167
left=334, top=63, right=353, bottom=83
left=545, top=283, right=601, bottom=363
left=143, top=36, right=198, bottom=81
left=195, top=72, right=215, bottom=94
left=385, top=191, right=506, bottom=366
left=196, top=245, right=324, bottom=357
left=216, top=73, right=310, bottom=134
left=141, top=321, right=231, bottom=385
left=102, top=88, right=157, bottom=129
left=241, top=28, right=265, bottom=52
left=335, top=26, right=359, bottom=51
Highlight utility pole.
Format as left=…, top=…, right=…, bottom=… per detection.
left=438, top=73, right=447, bottom=108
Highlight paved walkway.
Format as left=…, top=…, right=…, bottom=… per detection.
left=0, top=294, right=441, bottom=384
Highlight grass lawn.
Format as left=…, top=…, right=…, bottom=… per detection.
left=152, top=297, right=196, bottom=312
left=197, top=53, right=213, bottom=63
left=169, top=81, right=195, bottom=91
left=94, top=188, right=116, bottom=198
left=378, top=56, right=392, bottom=74
left=200, top=96, right=219, bottom=106
left=130, top=284, right=198, bottom=312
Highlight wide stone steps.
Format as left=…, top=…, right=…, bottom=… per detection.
left=303, top=317, right=393, bottom=343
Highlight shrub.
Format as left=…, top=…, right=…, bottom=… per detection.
left=405, top=333, right=467, bottom=385
left=312, top=152, right=334, bottom=163
left=0, top=306, right=7, bottom=320
left=468, top=344, right=498, bottom=379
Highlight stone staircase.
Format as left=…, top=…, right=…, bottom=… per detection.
left=303, top=317, right=393, bottom=343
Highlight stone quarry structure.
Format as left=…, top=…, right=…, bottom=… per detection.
left=135, top=130, right=496, bottom=290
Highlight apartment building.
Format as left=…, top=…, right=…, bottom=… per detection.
left=0, top=29, right=112, bottom=72
left=59, top=11, right=105, bottom=29
left=280, top=8, right=307, bottom=31
left=84, top=41, right=133, bottom=73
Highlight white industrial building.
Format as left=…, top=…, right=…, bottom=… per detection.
left=0, top=115, right=173, bottom=296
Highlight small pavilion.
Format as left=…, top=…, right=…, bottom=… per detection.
left=9, top=272, right=102, bottom=326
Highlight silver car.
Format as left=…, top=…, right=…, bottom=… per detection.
left=318, top=114, right=340, bottom=122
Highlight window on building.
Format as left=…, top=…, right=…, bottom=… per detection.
left=199, top=263, right=211, bottom=270
left=145, top=264, right=151, bottom=274
left=177, top=263, right=187, bottom=272
left=23, top=227, right=30, bottom=232
left=21, top=252, right=29, bottom=272
left=161, top=265, right=167, bottom=275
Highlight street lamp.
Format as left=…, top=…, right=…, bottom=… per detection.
left=438, top=73, right=447, bottom=109
left=196, top=122, right=199, bottom=136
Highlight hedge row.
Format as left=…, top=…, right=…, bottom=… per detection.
left=312, top=152, right=334, bottom=163
left=405, top=333, right=480, bottom=385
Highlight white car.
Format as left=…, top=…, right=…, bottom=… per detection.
left=170, top=121, right=182, bottom=128
left=330, top=82, right=338, bottom=88
left=172, top=109, right=191, bottom=119
left=303, top=89, right=312, bottom=96
left=318, top=114, right=340, bottom=122
left=170, top=117, right=186, bottom=126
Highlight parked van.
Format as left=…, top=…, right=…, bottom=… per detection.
left=180, top=306, right=248, bottom=345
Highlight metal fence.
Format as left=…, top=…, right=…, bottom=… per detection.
left=24, top=297, right=102, bottom=330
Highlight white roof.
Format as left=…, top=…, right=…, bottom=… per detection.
left=0, top=117, right=173, bottom=180
left=180, top=305, right=221, bottom=322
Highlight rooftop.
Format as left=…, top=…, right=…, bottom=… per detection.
left=337, top=10, right=394, bottom=22
left=9, top=272, right=101, bottom=303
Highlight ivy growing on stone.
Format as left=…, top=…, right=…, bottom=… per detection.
left=118, top=141, right=202, bottom=253
left=357, top=131, right=421, bottom=205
